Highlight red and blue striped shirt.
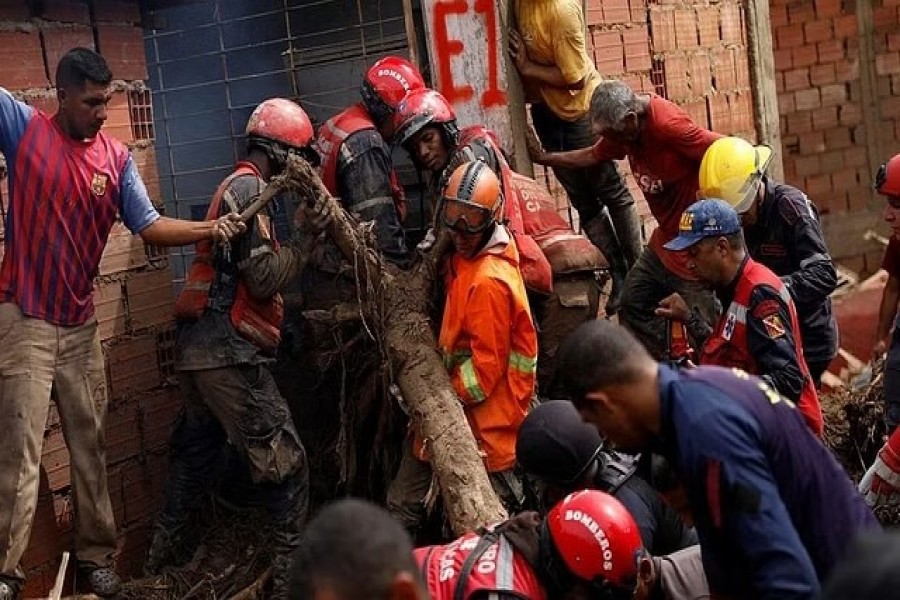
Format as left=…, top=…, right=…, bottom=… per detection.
left=0, top=88, right=159, bottom=326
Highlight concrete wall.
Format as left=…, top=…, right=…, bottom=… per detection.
left=0, top=1, right=177, bottom=595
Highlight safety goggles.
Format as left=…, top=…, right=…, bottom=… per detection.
left=440, top=196, right=493, bottom=234
left=875, top=164, right=900, bottom=208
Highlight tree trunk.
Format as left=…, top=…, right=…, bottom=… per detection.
left=285, top=157, right=506, bottom=534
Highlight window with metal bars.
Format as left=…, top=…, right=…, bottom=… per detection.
left=128, top=89, right=155, bottom=141
left=156, top=326, right=178, bottom=383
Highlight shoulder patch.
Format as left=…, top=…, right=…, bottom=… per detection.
left=751, top=298, right=781, bottom=319
left=762, top=314, right=786, bottom=339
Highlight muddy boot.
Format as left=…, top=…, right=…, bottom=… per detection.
left=0, top=577, right=21, bottom=600
left=269, top=552, right=294, bottom=600
left=144, top=525, right=177, bottom=576
left=78, top=564, right=120, bottom=598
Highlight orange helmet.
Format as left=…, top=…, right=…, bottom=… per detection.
left=361, top=56, right=426, bottom=124
left=876, top=155, right=900, bottom=198
left=393, top=88, right=459, bottom=149
left=246, top=98, right=318, bottom=167
left=541, top=490, right=643, bottom=597
left=440, top=160, right=502, bottom=234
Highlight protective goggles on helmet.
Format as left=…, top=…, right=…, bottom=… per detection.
left=439, top=196, right=495, bottom=234
left=876, top=163, right=900, bottom=208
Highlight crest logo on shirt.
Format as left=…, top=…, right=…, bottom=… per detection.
left=722, top=311, right=737, bottom=341
left=91, top=173, right=108, bottom=197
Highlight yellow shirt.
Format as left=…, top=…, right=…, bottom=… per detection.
left=514, top=0, right=601, bottom=121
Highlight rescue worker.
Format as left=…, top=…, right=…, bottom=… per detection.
left=290, top=498, right=427, bottom=600
left=417, top=489, right=708, bottom=600
left=313, top=55, right=422, bottom=271
left=0, top=48, right=246, bottom=600
left=393, top=89, right=604, bottom=397
left=557, top=320, right=880, bottom=599
left=516, top=400, right=698, bottom=554
left=858, top=424, right=900, bottom=507
left=698, top=136, right=839, bottom=387
left=509, top=0, right=642, bottom=314
left=145, top=98, right=331, bottom=599
left=532, top=81, right=722, bottom=359
left=872, top=153, right=900, bottom=433
left=386, top=161, right=537, bottom=534
left=656, top=199, right=824, bottom=436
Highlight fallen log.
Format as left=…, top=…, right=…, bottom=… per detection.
left=286, top=156, right=506, bottom=534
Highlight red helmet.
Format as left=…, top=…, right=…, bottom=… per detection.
left=876, top=154, right=900, bottom=197
left=393, top=88, right=459, bottom=149
left=545, top=490, right=643, bottom=592
left=361, top=55, right=425, bottom=124
left=246, top=98, right=315, bottom=150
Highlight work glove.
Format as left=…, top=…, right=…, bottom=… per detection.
left=302, top=194, right=335, bottom=233
left=416, top=228, right=436, bottom=252
left=212, top=212, right=246, bottom=243
left=859, top=429, right=900, bottom=507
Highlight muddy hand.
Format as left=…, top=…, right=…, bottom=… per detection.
left=304, top=194, right=335, bottom=232
left=525, top=126, right=546, bottom=164
left=655, top=293, right=690, bottom=322
left=508, top=29, right=529, bottom=74
left=212, top=212, right=246, bottom=243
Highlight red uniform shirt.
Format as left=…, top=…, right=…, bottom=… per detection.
left=593, top=94, right=721, bottom=278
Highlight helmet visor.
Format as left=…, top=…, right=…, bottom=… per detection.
left=440, top=197, right=493, bottom=233
left=698, top=171, right=763, bottom=214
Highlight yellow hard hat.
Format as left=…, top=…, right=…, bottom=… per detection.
left=698, top=137, right=773, bottom=213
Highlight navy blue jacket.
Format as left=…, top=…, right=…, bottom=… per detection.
left=651, top=365, right=879, bottom=599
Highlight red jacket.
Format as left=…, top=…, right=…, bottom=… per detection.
left=700, top=257, right=823, bottom=436
left=415, top=530, right=547, bottom=600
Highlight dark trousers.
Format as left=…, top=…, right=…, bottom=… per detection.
left=530, top=103, right=643, bottom=298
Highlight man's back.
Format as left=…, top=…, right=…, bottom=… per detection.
left=658, top=365, right=879, bottom=597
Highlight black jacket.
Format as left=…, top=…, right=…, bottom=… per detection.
left=743, top=179, right=838, bottom=365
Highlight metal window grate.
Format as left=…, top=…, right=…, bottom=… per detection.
left=650, top=57, right=667, bottom=98
left=128, top=89, right=155, bottom=141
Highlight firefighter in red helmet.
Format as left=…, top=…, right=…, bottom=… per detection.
left=145, top=98, right=331, bottom=599
left=415, top=490, right=699, bottom=600
left=312, top=55, right=425, bottom=278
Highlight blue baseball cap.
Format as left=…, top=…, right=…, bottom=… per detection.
left=664, top=198, right=742, bottom=251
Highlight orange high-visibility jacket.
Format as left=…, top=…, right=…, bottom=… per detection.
left=436, top=228, right=538, bottom=472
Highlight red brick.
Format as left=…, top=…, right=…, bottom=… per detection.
left=795, top=88, right=821, bottom=111
left=102, top=90, right=134, bottom=144
left=774, top=48, right=793, bottom=71
left=141, top=388, right=181, bottom=452
left=41, top=428, right=71, bottom=493
left=0, top=0, right=30, bottom=19
left=833, top=15, right=858, bottom=39
left=851, top=124, right=867, bottom=145
left=838, top=103, right=862, bottom=125
left=663, top=54, right=690, bottom=101
left=771, top=3, right=788, bottom=27
left=820, top=150, right=845, bottom=173
left=889, top=34, right=900, bottom=53
left=834, top=58, right=858, bottom=82
left=93, top=279, right=127, bottom=341
left=0, top=31, right=50, bottom=90
left=93, top=0, right=142, bottom=23
left=777, top=23, right=805, bottom=49
left=40, top=0, right=90, bottom=24
left=795, top=155, right=822, bottom=177
left=602, top=0, right=630, bottom=24
left=707, top=93, right=731, bottom=132
left=99, top=220, right=146, bottom=276
left=689, top=53, right=712, bottom=97
left=730, top=91, right=754, bottom=134
left=630, top=0, right=647, bottom=23
left=805, top=174, right=832, bottom=198
left=24, top=94, right=58, bottom=115
left=594, top=30, right=625, bottom=75
left=804, top=19, right=834, bottom=44
left=21, top=492, right=73, bottom=570
left=784, top=68, right=810, bottom=92
left=824, top=126, right=852, bottom=149
left=125, top=267, right=174, bottom=331
left=106, top=333, right=162, bottom=398
left=788, top=1, right=816, bottom=24
left=713, top=48, right=736, bottom=91
left=818, top=40, right=845, bottom=64
left=843, top=146, right=868, bottom=168
left=696, top=6, right=720, bottom=47
left=793, top=44, right=818, bottom=68
left=798, top=131, right=825, bottom=155
left=832, top=167, right=860, bottom=191
left=815, top=0, right=842, bottom=18
left=820, top=83, right=848, bottom=107
left=778, top=91, right=796, bottom=114
left=586, top=5, right=604, bottom=26
left=96, top=23, right=148, bottom=81
left=41, top=25, right=94, bottom=78
left=132, top=145, right=161, bottom=203
left=812, top=105, right=840, bottom=129
left=786, top=110, right=813, bottom=134
left=680, top=100, right=709, bottom=131
left=720, top=3, right=742, bottom=45
left=877, top=53, right=900, bottom=76
left=809, top=63, right=836, bottom=86
left=119, top=458, right=158, bottom=525
left=733, top=49, right=751, bottom=89
left=106, top=396, right=142, bottom=465
left=623, top=25, right=652, bottom=72
left=650, top=8, right=677, bottom=53
left=674, top=8, right=698, bottom=49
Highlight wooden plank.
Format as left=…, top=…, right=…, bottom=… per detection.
left=856, top=0, right=884, bottom=212
left=500, top=0, right=534, bottom=177
left=401, top=0, right=421, bottom=70
left=745, top=0, right=784, bottom=180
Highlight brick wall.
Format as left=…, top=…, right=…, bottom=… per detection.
left=0, top=1, right=177, bottom=596
left=772, top=0, right=900, bottom=277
